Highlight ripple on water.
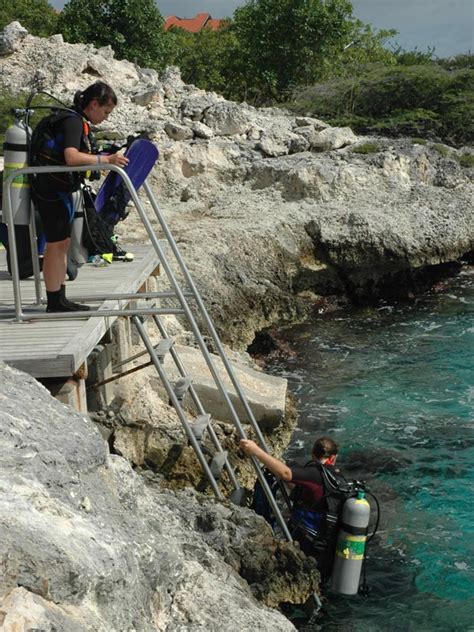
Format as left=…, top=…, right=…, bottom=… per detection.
left=267, top=270, right=474, bottom=631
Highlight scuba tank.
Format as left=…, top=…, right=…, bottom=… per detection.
left=2, top=114, right=32, bottom=225
left=68, top=187, right=90, bottom=279
left=1, top=113, right=41, bottom=279
left=331, top=490, right=371, bottom=595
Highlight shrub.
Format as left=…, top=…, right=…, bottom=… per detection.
left=352, top=142, right=380, bottom=154
left=456, top=153, right=474, bottom=167
left=288, top=63, right=474, bottom=146
left=432, top=143, right=450, bottom=157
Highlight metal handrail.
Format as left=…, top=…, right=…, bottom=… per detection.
left=3, top=161, right=293, bottom=540
left=151, top=314, right=241, bottom=491
left=3, top=163, right=137, bottom=320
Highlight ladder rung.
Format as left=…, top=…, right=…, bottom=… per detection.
left=191, top=414, right=211, bottom=441
left=156, top=338, right=174, bottom=363
left=173, top=376, right=192, bottom=402
left=210, top=450, right=228, bottom=479
left=229, top=487, right=247, bottom=506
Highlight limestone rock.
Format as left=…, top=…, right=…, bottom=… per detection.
left=132, top=87, right=162, bottom=106
left=295, top=115, right=330, bottom=130
left=0, top=361, right=314, bottom=631
left=161, top=65, right=185, bottom=97
left=181, top=93, right=222, bottom=120
left=312, top=126, right=358, bottom=151
left=165, top=121, right=194, bottom=141
left=0, top=21, right=27, bottom=55
left=193, top=121, right=215, bottom=139
left=204, top=101, right=251, bottom=136
left=1, top=22, right=472, bottom=342
left=159, top=344, right=287, bottom=430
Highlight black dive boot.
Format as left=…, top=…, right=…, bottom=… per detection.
left=45, top=288, right=90, bottom=312
left=46, top=289, right=63, bottom=313
left=59, top=285, right=90, bottom=311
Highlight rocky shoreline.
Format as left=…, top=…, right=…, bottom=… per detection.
left=0, top=22, right=473, bottom=630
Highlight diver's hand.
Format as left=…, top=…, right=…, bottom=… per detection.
left=103, top=152, right=129, bottom=167
left=239, top=439, right=259, bottom=456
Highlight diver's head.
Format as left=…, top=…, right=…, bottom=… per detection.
left=312, top=436, right=338, bottom=465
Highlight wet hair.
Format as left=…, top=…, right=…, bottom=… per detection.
left=312, top=436, right=338, bottom=459
left=73, top=81, right=117, bottom=111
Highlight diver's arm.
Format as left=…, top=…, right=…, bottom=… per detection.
left=239, top=439, right=293, bottom=481
left=64, top=147, right=128, bottom=167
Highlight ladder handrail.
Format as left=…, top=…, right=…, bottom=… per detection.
left=141, top=183, right=293, bottom=539
left=142, top=181, right=272, bottom=451
left=151, top=314, right=240, bottom=491
left=132, top=315, right=225, bottom=500
left=3, top=162, right=293, bottom=540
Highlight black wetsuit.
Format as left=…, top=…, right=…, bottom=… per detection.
left=32, top=113, right=93, bottom=243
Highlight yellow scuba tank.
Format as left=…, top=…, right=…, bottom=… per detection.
left=331, top=490, right=371, bottom=595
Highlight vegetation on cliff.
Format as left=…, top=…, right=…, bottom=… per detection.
left=1, top=0, right=472, bottom=145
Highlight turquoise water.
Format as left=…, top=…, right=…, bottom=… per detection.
left=268, top=268, right=474, bottom=632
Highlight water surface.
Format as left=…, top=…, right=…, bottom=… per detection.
left=268, top=268, right=474, bottom=632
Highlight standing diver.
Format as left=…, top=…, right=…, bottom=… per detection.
left=30, top=81, right=128, bottom=312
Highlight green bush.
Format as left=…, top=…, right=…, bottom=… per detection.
left=351, top=142, right=379, bottom=154
left=432, top=143, right=450, bottom=157
left=456, top=153, right=474, bottom=167
left=0, top=0, right=58, bottom=36
left=58, top=0, right=170, bottom=70
left=288, top=63, right=474, bottom=146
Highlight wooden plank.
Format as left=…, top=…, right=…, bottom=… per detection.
left=0, top=244, right=161, bottom=377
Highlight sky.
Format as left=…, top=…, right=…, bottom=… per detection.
left=49, top=0, right=474, bottom=58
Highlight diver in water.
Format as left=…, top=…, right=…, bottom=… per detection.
left=240, top=436, right=343, bottom=580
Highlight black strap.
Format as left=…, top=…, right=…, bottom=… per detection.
left=3, top=142, right=27, bottom=152
left=340, top=521, right=368, bottom=536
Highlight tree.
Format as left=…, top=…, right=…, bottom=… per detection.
left=0, top=0, right=58, bottom=37
left=58, top=0, right=170, bottom=70
left=166, top=21, right=241, bottom=96
left=231, top=0, right=356, bottom=102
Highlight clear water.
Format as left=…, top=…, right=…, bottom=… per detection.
left=267, top=268, right=474, bottom=632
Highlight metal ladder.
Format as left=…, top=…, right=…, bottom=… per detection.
left=3, top=162, right=293, bottom=540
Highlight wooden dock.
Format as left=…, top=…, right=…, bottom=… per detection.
left=0, top=245, right=160, bottom=379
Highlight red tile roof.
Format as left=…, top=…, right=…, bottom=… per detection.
left=164, top=13, right=223, bottom=33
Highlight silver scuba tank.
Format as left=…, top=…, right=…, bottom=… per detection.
left=69, top=187, right=89, bottom=266
left=2, top=117, right=32, bottom=225
left=331, top=490, right=371, bottom=595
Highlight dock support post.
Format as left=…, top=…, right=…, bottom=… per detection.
left=86, top=344, right=114, bottom=410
